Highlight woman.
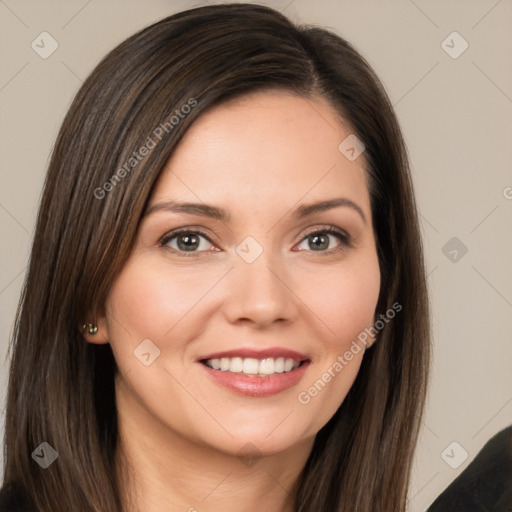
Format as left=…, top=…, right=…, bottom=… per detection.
left=0, top=3, right=430, bottom=511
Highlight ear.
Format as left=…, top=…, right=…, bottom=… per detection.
left=80, top=312, right=109, bottom=345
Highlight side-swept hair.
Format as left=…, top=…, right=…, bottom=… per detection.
left=2, top=4, right=430, bottom=511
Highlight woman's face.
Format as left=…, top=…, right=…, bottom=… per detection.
left=93, top=90, right=380, bottom=457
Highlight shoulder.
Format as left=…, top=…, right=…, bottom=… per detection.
left=427, top=425, right=512, bottom=512
left=0, top=483, right=36, bottom=512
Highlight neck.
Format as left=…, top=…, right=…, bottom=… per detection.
left=115, top=381, right=314, bottom=512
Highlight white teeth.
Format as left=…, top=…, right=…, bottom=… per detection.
left=259, top=358, right=275, bottom=375
left=274, top=357, right=285, bottom=373
left=242, top=357, right=260, bottom=374
left=204, top=356, right=302, bottom=376
left=284, top=358, right=294, bottom=372
left=230, top=357, right=243, bottom=373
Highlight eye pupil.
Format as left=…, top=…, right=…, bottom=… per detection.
left=177, top=234, right=199, bottom=251
left=309, top=234, right=329, bottom=251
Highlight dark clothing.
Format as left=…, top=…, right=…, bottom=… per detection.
left=0, top=483, right=35, bottom=512
left=427, top=425, right=512, bottom=512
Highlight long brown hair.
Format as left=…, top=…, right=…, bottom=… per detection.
left=2, top=4, right=430, bottom=511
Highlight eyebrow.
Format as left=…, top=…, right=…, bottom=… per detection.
left=145, top=197, right=367, bottom=224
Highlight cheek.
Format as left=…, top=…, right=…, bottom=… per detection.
left=293, top=253, right=380, bottom=432
left=105, top=259, right=221, bottom=343
left=298, top=252, right=381, bottom=351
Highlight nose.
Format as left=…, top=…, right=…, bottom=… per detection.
left=222, top=250, right=298, bottom=328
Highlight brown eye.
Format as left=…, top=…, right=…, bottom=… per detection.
left=307, top=233, right=330, bottom=251
left=161, top=229, right=215, bottom=254
left=177, top=233, right=201, bottom=251
left=295, top=227, right=350, bottom=253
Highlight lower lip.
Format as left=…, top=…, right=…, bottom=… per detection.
left=198, top=361, right=310, bottom=397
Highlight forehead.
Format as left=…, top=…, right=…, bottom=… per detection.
left=150, top=90, right=371, bottom=217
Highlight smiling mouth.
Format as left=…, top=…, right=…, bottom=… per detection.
left=201, top=356, right=308, bottom=377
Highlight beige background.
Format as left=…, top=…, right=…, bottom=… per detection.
left=1, top=1, right=511, bottom=510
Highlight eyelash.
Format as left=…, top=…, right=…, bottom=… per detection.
left=159, top=225, right=352, bottom=257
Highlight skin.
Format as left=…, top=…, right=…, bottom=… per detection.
left=85, top=90, right=381, bottom=512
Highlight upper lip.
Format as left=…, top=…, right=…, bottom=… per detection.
left=197, top=347, right=310, bottom=362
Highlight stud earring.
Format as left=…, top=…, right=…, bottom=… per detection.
left=82, top=323, right=98, bottom=335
